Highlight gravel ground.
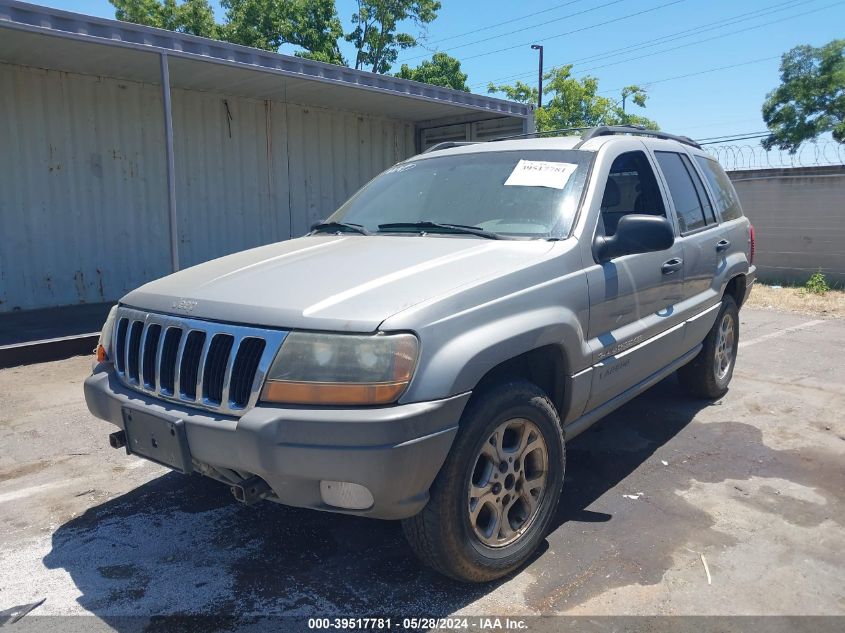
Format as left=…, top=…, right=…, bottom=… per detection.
left=0, top=308, right=843, bottom=626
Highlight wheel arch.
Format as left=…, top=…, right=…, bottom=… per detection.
left=469, top=344, right=571, bottom=423
left=724, top=274, right=747, bottom=308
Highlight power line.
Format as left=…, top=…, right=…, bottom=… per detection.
left=697, top=131, right=769, bottom=142
left=699, top=133, right=771, bottom=145
left=458, top=0, right=689, bottom=64
left=595, top=55, right=780, bottom=96
left=421, top=0, right=590, bottom=48
left=474, top=0, right=809, bottom=88
left=398, top=0, right=629, bottom=65
left=575, top=1, right=844, bottom=76
left=481, top=0, right=843, bottom=97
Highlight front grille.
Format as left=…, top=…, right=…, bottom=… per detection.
left=112, top=307, right=286, bottom=416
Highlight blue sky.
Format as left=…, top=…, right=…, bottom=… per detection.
left=36, top=0, right=845, bottom=143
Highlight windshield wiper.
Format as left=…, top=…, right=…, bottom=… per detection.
left=377, top=221, right=503, bottom=240
left=310, top=221, right=372, bottom=236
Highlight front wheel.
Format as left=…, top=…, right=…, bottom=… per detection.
left=402, top=381, right=565, bottom=582
left=678, top=295, right=739, bottom=399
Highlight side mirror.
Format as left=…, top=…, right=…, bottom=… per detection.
left=595, top=214, right=674, bottom=262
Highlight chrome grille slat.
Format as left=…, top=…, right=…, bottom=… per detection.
left=154, top=324, right=168, bottom=392
left=219, top=336, right=242, bottom=408
left=113, top=307, right=286, bottom=417
left=141, top=323, right=162, bottom=389
left=173, top=327, right=191, bottom=398
left=126, top=321, right=144, bottom=383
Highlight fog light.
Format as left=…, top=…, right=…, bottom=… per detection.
left=320, top=480, right=374, bottom=510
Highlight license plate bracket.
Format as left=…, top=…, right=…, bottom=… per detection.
left=122, top=407, right=193, bottom=474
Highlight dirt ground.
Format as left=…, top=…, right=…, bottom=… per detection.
left=745, top=283, right=845, bottom=318
left=0, top=307, right=843, bottom=628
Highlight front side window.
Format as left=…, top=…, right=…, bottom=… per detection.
left=598, top=151, right=666, bottom=237
left=655, top=151, right=715, bottom=233
left=327, top=150, right=593, bottom=239
left=695, top=155, right=743, bottom=221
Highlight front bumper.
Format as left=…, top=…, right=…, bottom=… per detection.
left=84, top=365, right=469, bottom=519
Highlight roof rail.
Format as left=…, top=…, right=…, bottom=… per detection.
left=574, top=126, right=702, bottom=149
left=422, top=141, right=481, bottom=154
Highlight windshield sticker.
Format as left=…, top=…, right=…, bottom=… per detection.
left=504, top=160, right=577, bottom=189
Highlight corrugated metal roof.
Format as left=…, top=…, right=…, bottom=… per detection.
left=0, top=0, right=531, bottom=123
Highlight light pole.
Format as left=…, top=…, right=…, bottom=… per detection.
left=530, top=44, right=544, bottom=110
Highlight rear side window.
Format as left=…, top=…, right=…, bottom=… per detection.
left=695, top=156, right=743, bottom=221
left=654, top=151, right=715, bottom=233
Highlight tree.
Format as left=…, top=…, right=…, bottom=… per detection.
left=395, top=52, right=469, bottom=91
left=488, top=65, right=658, bottom=132
left=110, top=0, right=345, bottom=64
left=346, top=0, right=441, bottom=74
left=762, top=39, right=845, bottom=152
left=220, top=0, right=345, bottom=63
left=110, top=0, right=218, bottom=37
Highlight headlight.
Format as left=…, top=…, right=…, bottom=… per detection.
left=95, top=305, right=119, bottom=363
left=260, top=332, right=419, bottom=405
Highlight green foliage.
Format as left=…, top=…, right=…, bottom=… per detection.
left=220, top=0, right=344, bottom=63
left=346, top=0, right=441, bottom=73
left=110, top=0, right=218, bottom=37
left=805, top=270, right=830, bottom=295
left=762, top=39, right=845, bottom=153
left=488, top=65, right=658, bottom=132
left=395, top=52, right=469, bottom=91
left=110, top=0, right=344, bottom=63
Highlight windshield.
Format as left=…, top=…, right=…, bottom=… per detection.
left=326, top=150, right=593, bottom=239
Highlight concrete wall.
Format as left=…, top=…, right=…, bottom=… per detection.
left=729, top=165, right=845, bottom=286
left=0, top=61, right=414, bottom=312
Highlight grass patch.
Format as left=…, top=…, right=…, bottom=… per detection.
left=746, top=283, right=845, bottom=319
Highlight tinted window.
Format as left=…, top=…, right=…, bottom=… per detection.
left=682, top=154, right=716, bottom=224
left=329, top=150, right=593, bottom=238
left=655, top=151, right=711, bottom=233
left=695, top=156, right=743, bottom=221
left=598, top=151, right=665, bottom=237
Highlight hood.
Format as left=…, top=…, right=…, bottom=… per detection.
left=122, top=235, right=555, bottom=331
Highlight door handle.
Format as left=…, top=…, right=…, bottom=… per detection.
left=661, top=258, right=683, bottom=274
left=715, top=239, right=731, bottom=252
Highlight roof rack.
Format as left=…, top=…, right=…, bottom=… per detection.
left=575, top=125, right=702, bottom=149
left=422, top=141, right=481, bottom=154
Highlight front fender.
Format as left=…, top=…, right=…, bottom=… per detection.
left=384, top=246, right=592, bottom=405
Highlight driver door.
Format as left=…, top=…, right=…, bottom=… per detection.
left=584, top=146, right=686, bottom=411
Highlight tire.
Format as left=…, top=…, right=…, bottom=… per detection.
left=402, top=380, right=565, bottom=582
left=678, top=295, right=739, bottom=399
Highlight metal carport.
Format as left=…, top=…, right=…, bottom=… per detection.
left=0, top=0, right=532, bottom=313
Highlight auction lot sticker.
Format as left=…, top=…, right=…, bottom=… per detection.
left=504, top=160, right=577, bottom=189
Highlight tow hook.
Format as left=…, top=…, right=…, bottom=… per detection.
left=231, top=476, right=272, bottom=505
left=109, top=430, right=127, bottom=449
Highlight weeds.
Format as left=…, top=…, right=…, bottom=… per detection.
left=805, top=271, right=830, bottom=295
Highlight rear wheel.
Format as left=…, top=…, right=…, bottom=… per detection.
left=402, top=381, right=565, bottom=582
left=678, top=295, right=739, bottom=398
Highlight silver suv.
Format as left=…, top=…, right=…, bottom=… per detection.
left=85, top=126, right=756, bottom=582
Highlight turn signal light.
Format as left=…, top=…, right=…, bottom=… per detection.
left=95, top=344, right=108, bottom=363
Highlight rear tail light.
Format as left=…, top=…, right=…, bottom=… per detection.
left=749, top=224, right=756, bottom=264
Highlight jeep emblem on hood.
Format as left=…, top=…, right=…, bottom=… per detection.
left=172, top=298, right=198, bottom=312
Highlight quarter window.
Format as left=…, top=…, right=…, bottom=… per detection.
left=695, top=155, right=743, bottom=221
left=655, top=151, right=715, bottom=233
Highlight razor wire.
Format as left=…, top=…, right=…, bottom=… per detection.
left=705, top=140, right=845, bottom=171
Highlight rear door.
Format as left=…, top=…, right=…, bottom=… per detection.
left=651, top=148, right=726, bottom=347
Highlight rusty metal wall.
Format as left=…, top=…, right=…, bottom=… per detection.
left=0, top=62, right=416, bottom=311
left=0, top=62, right=171, bottom=311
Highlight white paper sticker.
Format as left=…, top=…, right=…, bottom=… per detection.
left=504, top=160, right=577, bottom=190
